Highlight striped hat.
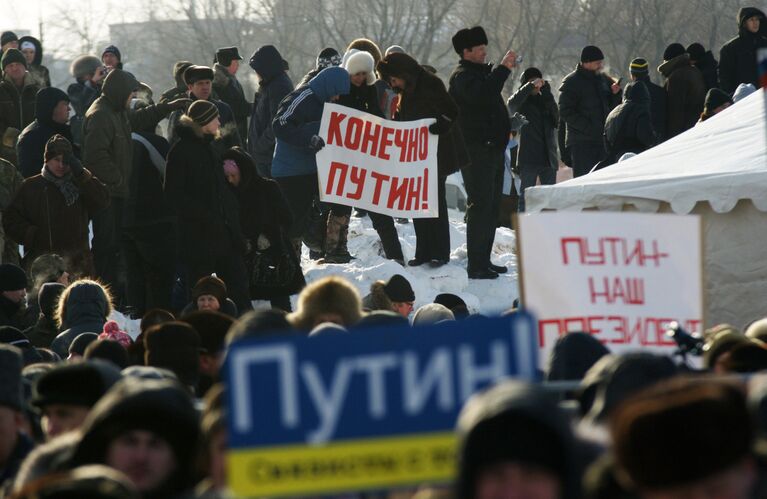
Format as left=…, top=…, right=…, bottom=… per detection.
left=629, top=57, right=649, bottom=74
left=187, top=100, right=219, bottom=127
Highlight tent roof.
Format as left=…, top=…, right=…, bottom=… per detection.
left=527, top=90, right=767, bottom=214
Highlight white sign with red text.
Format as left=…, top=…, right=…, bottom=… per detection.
left=517, top=212, right=703, bottom=364
left=316, top=103, right=438, bottom=218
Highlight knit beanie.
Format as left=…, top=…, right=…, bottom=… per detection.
left=186, top=100, right=219, bottom=127
left=144, top=322, right=201, bottom=388
left=433, top=293, right=469, bottom=318
left=192, top=275, right=227, bottom=305
left=580, top=45, right=604, bottom=63
left=31, top=360, right=122, bottom=409
left=101, top=45, right=121, bottom=62
left=0, top=263, right=27, bottom=291
left=44, top=134, right=73, bottom=161
left=686, top=43, right=706, bottom=62
left=317, top=47, right=342, bottom=69
left=1, top=48, right=27, bottom=70
left=98, top=320, right=133, bottom=350
left=383, top=274, right=415, bottom=302
left=611, top=379, right=752, bottom=490
left=662, top=43, right=686, bottom=61
left=520, top=67, right=543, bottom=85
left=412, top=303, right=455, bottom=326
left=0, top=344, right=23, bottom=410
left=629, top=57, right=650, bottom=75
left=703, top=88, right=734, bottom=113
left=1, top=31, right=18, bottom=47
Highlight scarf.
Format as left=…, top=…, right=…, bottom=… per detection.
left=41, top=166, right=79, bottom=206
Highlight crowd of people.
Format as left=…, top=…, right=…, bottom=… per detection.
left=0, top=5, right=766, bottom=498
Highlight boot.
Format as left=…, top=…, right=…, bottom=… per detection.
left=323, top=214, right=353, bottom=264
left=302, top=201, right=326, bottom=253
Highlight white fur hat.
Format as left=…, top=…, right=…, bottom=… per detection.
left=343, top=50, right=376, bottom=85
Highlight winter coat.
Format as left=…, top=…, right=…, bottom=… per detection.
left=507, top=81, right=559, bottom=171
left=603, top=81, right=656, bottom=161
left=694, top=51, right=719, bottom=91
left=82, top=70, right=138, bottom=199
left=546, top=332, right=609, bottom=382
left=271, top=67, right=350, bottom=177
left=0, top=158, right=23, bottom=263
left=17, top=36, right=51, bottom=88
left=448, top=59, right=511, bottom=150
left=391, top=54, right=469, bottom=177
left=558, top=64, right=620, bottom=147
left=50, top=282, right=111, bottom=357
left=658, top=54, right=706, bottom=139
left=719, top=7, right=767, bottom=95
left=0, top=295, right=24, bottom=328
left=248, top=45, right=294, bottom=177
left=124, top=131, right=173, bottom=229
left=0, top=73, right=39, bottom=139
left=23, top=315, right=59, bottom=349
left=16, top=87, right=77, bottom=178
left=337, top=80, right=384, bottom=118
left=164, top=120, right=244, bottom=261
left=166, top=95, right=241, bottom=150
left=633, top=75, right=667, bottom=142
left=3, top=168, right=110, bottom=276
left=213, top=63, right=250, bottom=143
left=225, top=148, right=305, bottom=298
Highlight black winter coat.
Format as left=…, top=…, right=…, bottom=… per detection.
left=694, top=51, right=720, bottom=91
left=16, top=88, right=76, bottom=178
left=124, top=132, right=173, bottom=229
left=448, top=59, right=511, bottom=150
left=507, top=81, right=559, bottom=171
left=719, top=7, right=767, bottom=95
left=213, top=63, right=250, bottom=143
left=658, top=54, right=706, bottom=138
left=248, top=46, right=294, bottom=177
left=0, top=74, right=39, bottom=139
left=225, top=148, right=305, bottom=298
left=603, top=81, right=656, bottom=162
left=164, top=122, right=244, bottom=261
left=633, top=75, right=667, bottom=142
left=558, top=65, right=620, bottom=146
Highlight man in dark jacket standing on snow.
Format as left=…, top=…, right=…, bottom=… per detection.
left=558, top=45, right=621, bottom=178
left=16, top=87, right=74, bottom=178
left=248, top=45, right=294, bottom=178
left=449, top=26, right=518, bottom=280
left=629, top=58, right=667, bottom=142
left=658, top=43, right=706, bottom=139
left=719, top=7, right=767, bottom=95
left=213, top=47, right=250, bottom=145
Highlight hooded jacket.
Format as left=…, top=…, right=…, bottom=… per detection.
left=272, top=67, right=350, bottom=177
left=50, top=282, right=112, bottom=357
left=0, top=72, right=39, bottom=140
left=17, top=36, right=50, bottom=88
left=632, top=74, right=667, bottom=141
left=16, top=87, right=75, bottom=178
left=380, top=53, right=469, bottom=176
left=507, top=80, right=559, bottom=171
left=164, top=119, right=244, bottom=260
left=3, top=166, right=109, bottom=276
left=213, top=62, right=250, bottom=142
left=559, top=64, right=620, bottom=147
left=248, top=45, right=294, bottom=177
left=449, top=59, right=511, bottom=151
left=603, top=81, right=656, bottom=161
left=719, top=7, right=767, bottom=94
left=82, top=69, right=138, bottom=198
left=658, top=54, right=706, bottom=138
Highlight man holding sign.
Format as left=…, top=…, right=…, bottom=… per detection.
left=378, top=52, right=469, bottom=267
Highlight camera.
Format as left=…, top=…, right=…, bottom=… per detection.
left=666, top=321, right=704, bottom=356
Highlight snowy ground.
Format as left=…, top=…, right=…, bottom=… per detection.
left=289, top=210, right=520, bottom=315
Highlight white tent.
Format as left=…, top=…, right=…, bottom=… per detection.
left=526, top=90, right=767, bottom=328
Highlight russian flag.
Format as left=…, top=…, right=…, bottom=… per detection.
left=759, top=48, right=767, bottom=89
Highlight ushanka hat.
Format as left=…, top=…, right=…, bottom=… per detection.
left=183, top=65, right=214, bottom=85
left=452, top=26, right=488, bottom=55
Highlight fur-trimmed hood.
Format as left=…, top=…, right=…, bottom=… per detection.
left=18, top=35, right=43, bottom=66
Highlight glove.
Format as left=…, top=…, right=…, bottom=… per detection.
left=428, top=123, right=441, bottom=135
left=309, top=135, right=325, bottom=152
left=64, top=153, right=84, bottom=177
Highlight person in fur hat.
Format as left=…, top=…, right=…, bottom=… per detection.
left=288, top=275, right=362, bottom=331
left=449, top=27, right=519, bottom=279
left=144, top=322, right=201, bottom=392
left=69, top=379, right=200, bottom=498
left=165, top=101, right=251, bottom=316
left=362, top=273, right=415, bottom=317
left=213, top=46, right=250, bottom=144
left=379, top=51, right=468, bottom=267
left=611, top=378, right=756, bottom=499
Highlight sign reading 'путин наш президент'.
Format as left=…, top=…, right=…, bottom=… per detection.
left=316, top=103, right=438, bottom=219
left=224, top=313, right=538, bottom=497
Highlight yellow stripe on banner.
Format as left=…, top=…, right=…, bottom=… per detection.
left=227, top=432, right=457, bottom=497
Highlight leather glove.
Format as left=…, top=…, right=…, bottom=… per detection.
left=309, top=135, right=325, bottom=152
left=64, top=152, right=84, bottom=177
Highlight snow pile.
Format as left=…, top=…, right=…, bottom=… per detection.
left=291, top=212, right=520, bottom=315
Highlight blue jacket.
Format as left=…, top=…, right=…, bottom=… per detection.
left=271, top=67, right=349, bottom=178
